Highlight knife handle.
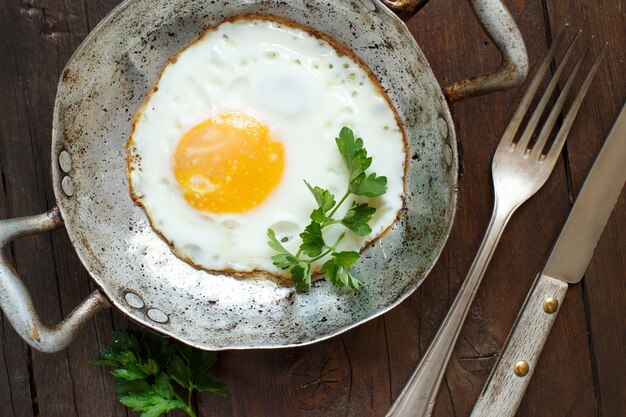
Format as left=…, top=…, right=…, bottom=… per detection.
left=470, top=274, right=568, bottom=417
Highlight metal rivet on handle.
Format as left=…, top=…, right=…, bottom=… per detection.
left=59, top=151, right=72, bottom=172
left=61, top=176, right=75, bottom=196
left=543, top=297, right=559, bottom=314
left=147, top=308, right=169, bottom=323
left=437, top=116, right=449, bottom=139
left=514, top=360, right=529, bottom=377
left=124, top=292, right=145, bottom=309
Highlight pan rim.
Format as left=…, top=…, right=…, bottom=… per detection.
left=50, top=0, right=458, bottom=350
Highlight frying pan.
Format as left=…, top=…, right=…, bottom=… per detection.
left=0, top=0, right=527, bottom=352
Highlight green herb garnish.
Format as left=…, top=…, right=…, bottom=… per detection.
left=267, top=127, right=387, bottom=291
left=91, top=330, right=229, bottom=417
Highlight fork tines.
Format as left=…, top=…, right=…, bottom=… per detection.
left=502, top=25, right=607, bottom=160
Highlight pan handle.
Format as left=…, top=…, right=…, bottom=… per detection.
left=382, top=0, right=528, bottom=102
left=0, top=207, right=110, bottom=352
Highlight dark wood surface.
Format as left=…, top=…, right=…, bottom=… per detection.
left=0, top=0, right=623, bottom=416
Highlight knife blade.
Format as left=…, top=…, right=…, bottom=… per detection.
left=470, top=104, right=626, bottom=417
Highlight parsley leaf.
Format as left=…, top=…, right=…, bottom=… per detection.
left=116, top=374, right=185, bottom=417
left=299, top=222, right=326, bottom=257
left=167, top=354, right=193, bottom=388
left=267, top=228, right=291, bottom=255
left=112, top=358, right=159, bottom=381
left=336, top=127, right=372, bottom=180
left=267, top=229, right=299, bottom=270
left=320, top=252, right=363, bottom=290
left=332, top=251, right=360, bottom=268
left=169, top=345, right=230, bottom=398
left=268, top=127, right=387, bottom=291
left=336, top=127, right=387, bottom=197
left=193, top=372, right=230, bottom=397
left=291, top=262, right=312, bottom=291
left=271, top=253, right=299, bottom=270
left=310, top=207, right=330, bottom=224
left=350, top=172, right=388, bottom=197
left=305, top=181, right=336, bottom=225
left=305, top=181, right=336, bottom=212
left=341, top=202, right=377, bottom=236
left=92, top=331, right=228, bottom=417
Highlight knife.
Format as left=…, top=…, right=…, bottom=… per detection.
left=470, top=104, right=626, bottom=417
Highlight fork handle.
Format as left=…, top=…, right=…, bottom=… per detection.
left=470, top=274, right=568, bottom=417
left=387, top=203, right=515, bottom=417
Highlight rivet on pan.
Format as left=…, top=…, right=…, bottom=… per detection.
left=514, top=360, right=529, bottom=377
left=543, top=297, right=559, bottom=314
left=147, top=308, right=169, bottom=323
left=124, top=292, right=145, bottom=309
left=444, top=144, right=453, bottom=167
left=357, top=0, right=377, bottom=12
left=59, top=151, right=72, bottom=172
left=437, top=116, right=449, bottom=139
left=61, top=176, right=75, bottom=196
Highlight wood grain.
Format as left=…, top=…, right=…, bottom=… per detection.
left=0, top=0, right=623, bottom=416
left=0, top=0, right=129, bottom=416
left=0, top=130, right=34, bottom=417
left=0, top=0, right=76, bottom=414
left=543, top=2, right=626, bottom=416
left=0, top=170, right=14, bottom=416
left=407, top=1, right=596, bottom=416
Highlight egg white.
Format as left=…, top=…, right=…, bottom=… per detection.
left=128, top=17, right=406, bottom=276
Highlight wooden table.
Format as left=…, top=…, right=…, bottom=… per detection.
left=0, top=0, right=624, bottom=416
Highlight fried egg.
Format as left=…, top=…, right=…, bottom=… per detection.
left=127, top=17, right=406, bottom=276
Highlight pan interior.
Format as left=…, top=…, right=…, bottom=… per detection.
left=51, top=0, right=457, bottom=350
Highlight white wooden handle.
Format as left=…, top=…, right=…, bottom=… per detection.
left=470, top=274, right=568, bottom=417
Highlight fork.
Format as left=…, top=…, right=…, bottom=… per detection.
left=387, top=27, right=606, bottom=417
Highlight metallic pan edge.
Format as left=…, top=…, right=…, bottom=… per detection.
left=51, top=0, right=457, bottom=350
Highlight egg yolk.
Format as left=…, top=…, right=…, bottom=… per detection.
left=173, top=113, right=285, bottom=213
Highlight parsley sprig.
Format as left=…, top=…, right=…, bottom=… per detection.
left=91, top=331, right=228, bottom=417
left=267, top=127, right=387, bottom=291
